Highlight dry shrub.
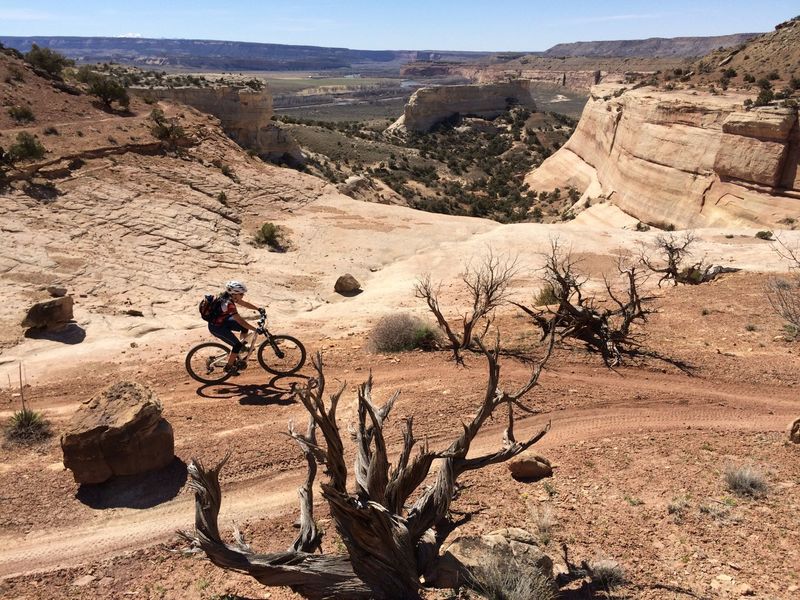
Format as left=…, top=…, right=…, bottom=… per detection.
left=589, top=558, right=626, bottom=590
left=468, top=555, right=555, bottom=600
left=368, top=313, right=440, bottom=352
left=724, top=464, right=768, bottom=497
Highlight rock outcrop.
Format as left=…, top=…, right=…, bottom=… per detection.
left=130, top=86, right=302, bottom=161
left=430, top=527, right=554, bottom=588
left=526, top=84, right=800, bottom=228
left=388, top=80, right=538, bottom=133
left=61, top=382, right=174, bottom=484
left=21, top=296, right=74, bottom=330
left=790, top=417, right=800, bottom=444
left=508, top=453, right=553, bottom=480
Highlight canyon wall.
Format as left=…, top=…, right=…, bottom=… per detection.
left=130, top=86, right=302, bottom=161
left=388, top=80, right=539, bottom=133
left=526, top=84, right=800, bottom=228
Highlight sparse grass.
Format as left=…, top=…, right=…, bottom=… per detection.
left=667, top=497, right=690, bottom=523
left=724, top=464, right=768, bottom=497
left=624, top=495, right=644, bottom=506
left=530, top=503, right=557, bottom=546
left=368, top=313, right=441, bottom=353
left=5, top=407, right=52, bottom=444
left=542, top=481, right=557, bottom=498
left=745, top=323, right=757, bottom=331
left=216, top=191, right=228, bottom=205
left=43, top=126, right=59, bottom=136
left=468, top=555, right=555, bottom=600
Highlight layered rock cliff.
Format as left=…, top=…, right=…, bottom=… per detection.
left=388, top=80, right=538, bottom=133
left=526, top=84, right=800, bottom=228
left=130, top=86, right=302, bottom=161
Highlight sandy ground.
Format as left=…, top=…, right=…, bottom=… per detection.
left=1, top=270, right=798, bottom=600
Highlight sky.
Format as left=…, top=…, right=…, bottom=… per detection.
left=0, top=1, right=798, bottom=52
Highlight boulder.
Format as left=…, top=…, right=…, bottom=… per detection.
left=21, top=296, right=74, bottom=329
left=61, top=382, right=174, bottom=484
left=790, top=418, right=800, bottom=444
left=334, top=273, right=362, bottom=295
left=508, top=453, right=553, bottom=480
left=46, top=285, right=68, bottom=298
left=431, top=527, right=554, bottom=588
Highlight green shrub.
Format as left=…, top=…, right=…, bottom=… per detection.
left=7, top=132, right=46, bottom=163
left=24, top=44, right=73, bottom=78
left=87, top=75, right=130, bottom=110
left=534, top=284, right=558, bottom=306
left=743, top=73, right=755, bottom=83
left=7, top=105, right=34, bottom=123
left=755, top=230, right=774, bottom=240
left=369, top=313, right=441, bottom=352
left=253, top=222, right=284, bottom=250
left=150, top=108, right=186, bottom=144
left=754, top=89, right=774, bottom=106
left=5, top=408, right=52, bottom=444
left=216, top=191, right=228, bottom=205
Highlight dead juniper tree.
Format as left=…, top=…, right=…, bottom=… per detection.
left=181, top=336, right=555, bottom=600
left=766, top=236, right=800, bottom=337
left=641, top=231, right=738, bottom=286
left=514, top=239, right=653, bottom=366
left=415, top=249, right=518, bottom=363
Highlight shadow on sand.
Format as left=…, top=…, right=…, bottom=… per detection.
left=196, top=373, right=310, bottom=406
left=76, top=457, right=187, bottom=509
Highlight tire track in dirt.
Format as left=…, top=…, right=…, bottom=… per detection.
left=0, top=400, right=792, bottom=579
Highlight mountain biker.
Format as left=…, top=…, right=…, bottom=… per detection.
left=208, top=280, right=265, bottom=374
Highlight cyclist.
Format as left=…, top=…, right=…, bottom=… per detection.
left=208, top=280, right=265, bottom=374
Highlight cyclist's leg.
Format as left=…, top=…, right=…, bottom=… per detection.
left=209, top=319, right=246, bottom=368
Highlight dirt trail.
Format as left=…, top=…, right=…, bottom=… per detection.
left=0, top=386, right=791, bottom=579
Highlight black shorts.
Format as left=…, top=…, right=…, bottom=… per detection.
left=208, top=316, right=246, bottom=352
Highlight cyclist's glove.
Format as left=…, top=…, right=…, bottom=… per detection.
left=258, top=307, right=267, bottom=316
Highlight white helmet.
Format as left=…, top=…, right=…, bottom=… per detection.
left=225, top=280, right=248, bottom=294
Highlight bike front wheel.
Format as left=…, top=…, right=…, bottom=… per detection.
left=186, top=342, right=233, bottom=384
left=257, top=335, right=306, bottom=375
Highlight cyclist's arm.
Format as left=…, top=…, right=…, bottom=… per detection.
left=232, top=313, right=257, bottom=331
left=237, top=298, right=260, bottom=311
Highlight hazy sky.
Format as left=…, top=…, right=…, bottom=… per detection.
left=1, top=1, right=797, bottom=51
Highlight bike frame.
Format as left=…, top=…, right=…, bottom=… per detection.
left=237, top=315, right=286, bottom=362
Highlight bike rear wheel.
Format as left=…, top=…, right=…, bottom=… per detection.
left=186, top=342, right=233, bottom=384
left=257, top=335, right=306, bottom=375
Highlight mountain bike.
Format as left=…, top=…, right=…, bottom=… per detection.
left=185, top=313, right=306, bottom=384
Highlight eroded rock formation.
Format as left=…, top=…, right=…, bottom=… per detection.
left=130, top=86, right=302, bottom=161
left=61, top=381, right=174, bottom=484
left=388, top=80, right=538, bottom=133
left=526, top=84, right=800, bottom=228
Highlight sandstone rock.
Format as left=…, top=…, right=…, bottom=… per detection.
left=789, top=417, right=800, bottom=444
left=46, top=285, right=68, bottom=298
left=21, top=296, right=74, bottom=329
left=71, top=575, right=96, bottom=587
left=334, top=274, right=362, bottom=295
left=508, top=453, right=553, bottom=480
left=526, top=85, right=800, bottom=228
left=61, top=382, right=174, bottom=484
left=722, top=109, right=796, bottom=142
left=388, top=80, right=538, bottom=133
left=431, top=527, right=554, bottom=588
left=129, top=86, right=302, bottom=161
